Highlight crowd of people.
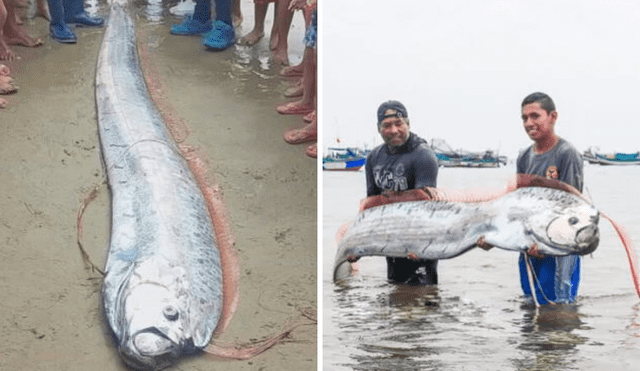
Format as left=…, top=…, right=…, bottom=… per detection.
left=276, top=0, right=316, bottom=158
left=0, top=0, right=318, bottom=161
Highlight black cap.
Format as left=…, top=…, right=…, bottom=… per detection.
left=377, top=100, right=408, bottom=124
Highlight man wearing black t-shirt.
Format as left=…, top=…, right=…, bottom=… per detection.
left=365, top=100, right=440, bottom=285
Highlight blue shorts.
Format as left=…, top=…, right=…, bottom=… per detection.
left=519, top=253, right=581, bottom=305
left=303, top=10, right=317, bottom=49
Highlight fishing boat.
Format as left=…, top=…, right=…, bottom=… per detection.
left=431, top=138, right=507, bottom=168
left=323, top=147, right=367, bottom=171
left=583, top=148, right=640, bottom=166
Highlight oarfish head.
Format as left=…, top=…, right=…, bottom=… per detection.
left=117, top=283, right=192, bottom=371
left=527, top=201, right=600, bottom=256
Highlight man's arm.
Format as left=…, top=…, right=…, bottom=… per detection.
left=559, top=147, right=584, bottom=192
left=413, top=145, right=439, bottom=189
left=365, top=153, right=377, bottom=197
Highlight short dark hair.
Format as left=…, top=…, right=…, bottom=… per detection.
left=522, top=92, right=556, bottom=113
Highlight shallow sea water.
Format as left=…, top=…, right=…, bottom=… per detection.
left=323, top=164, right=640, bottom=371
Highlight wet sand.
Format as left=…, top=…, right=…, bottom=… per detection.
left=0, top=2, right=316, bottom=370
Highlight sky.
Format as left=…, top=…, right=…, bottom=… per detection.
left=320, top=0, right=640, bottom=159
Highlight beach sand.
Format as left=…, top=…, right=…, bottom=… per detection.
left=0, top=3, right=316, bottom=370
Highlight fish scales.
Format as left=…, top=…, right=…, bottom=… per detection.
left=95, top=1, right=222, bottom=369
left=334, top=187, right=600, bottom=281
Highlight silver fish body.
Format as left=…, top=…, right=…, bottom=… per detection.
left=334, top=187, right=599, bottom=281
left=96, top=2, right=222, bottom=370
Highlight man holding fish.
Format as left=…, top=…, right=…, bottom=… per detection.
left=365, top=100, right=440, bottom=285
left=516, top=92, right=585, bottom=305
left=480, top=92, right=585, bottom=305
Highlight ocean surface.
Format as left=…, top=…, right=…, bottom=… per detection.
left=323, top=163, right=640, bottom=371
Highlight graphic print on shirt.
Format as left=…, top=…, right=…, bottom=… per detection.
left=373, top=163, right=408, bottom=192
left=545, top=165, right=559, bottom=180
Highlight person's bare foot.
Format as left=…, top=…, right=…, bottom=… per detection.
left=276, top=100, right=313, bottom=115
left=7, top=34, right=43, bottom=47
left=0, top=63, right=10, bottom=75
left=5, top=20, right=43, bottom=48
left=240, top=29, right=264, bottom=46
left=4, top=9, right=44, bottom=51
left=272, top=45, right=288, bottom=66
left=0, top=74, right=18, bottom=94
left=304, top=143, right=317, bottom=158
left=302, top=110, right=315, bottom=123
left=36, top=0, right=50, bottom=20
left=0, top=97, right=7, bottom=108
left=283, top=121, right=316, bottom=144
left=284, top=82, right=303, bottom=97
left=280, top=63, right=303, bottom=77
left=0, top=40, right=17, bottom=62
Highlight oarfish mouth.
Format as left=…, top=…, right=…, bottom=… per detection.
left=119, top=328, right=179, bottom=371
left=574, top=224, right=599, bottom=255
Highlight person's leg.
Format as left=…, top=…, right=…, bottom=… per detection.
left=36, top=0, right=50, bottom=20
left=2, top=0, right=43, bottom=49
left=276, top=47, right=314, bottom=114
left=416, top=260, right=438, bottom=285
left=232, top=0, right=242, bottom=26
left=300, top=47, right=316, bottom=106
left=240, top=2, right=267, bottom=46
left=0, top=0, right=13, bottom=60
left=270, top=0, right=292, bottom=65
left=201, top=0, right=234, bottom=50
left=45, top=0, right=75, bottom=43
left=64, top=0, right=102, bottom=26
left=192, top=0, right=211, bottom=23
left=387, top=257, right=419, bottom=284
left=387, top=258, right=438, bottom=285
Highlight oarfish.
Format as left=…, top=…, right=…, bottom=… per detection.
left=333, top=186, right=600, bottom=281
left=95, top=1, right=222, bottom=369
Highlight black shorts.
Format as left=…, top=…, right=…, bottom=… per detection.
left=386, top=257, right=438, bottom=285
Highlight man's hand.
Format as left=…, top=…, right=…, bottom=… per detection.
left=526, top=243, right=545, bottom=259
left=476, top=236, right=494, bottom=251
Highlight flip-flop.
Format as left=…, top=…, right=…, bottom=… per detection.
left=280, top=65, right=304, bottom=77
left=0, top=64, right=11, bottom=76
left=284, top=127, right=317, bottom=145
left=305, top=143, right=317, bottom=158
left=303, top=110, right=316, bottom=123
left=284, top=84, right=303, bottom=98
left=276, top=101, right=314, bottom=115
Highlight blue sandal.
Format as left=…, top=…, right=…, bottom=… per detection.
left=171, top=15, right=213, bottom=35
left=49, top=23, right=77, bottom=44
left=201, top=21, right=235, bottom=50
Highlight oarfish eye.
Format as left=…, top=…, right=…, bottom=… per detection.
left=163, top=306, right=179, bottom=321
left=568, top=217, right=579, bottom=225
